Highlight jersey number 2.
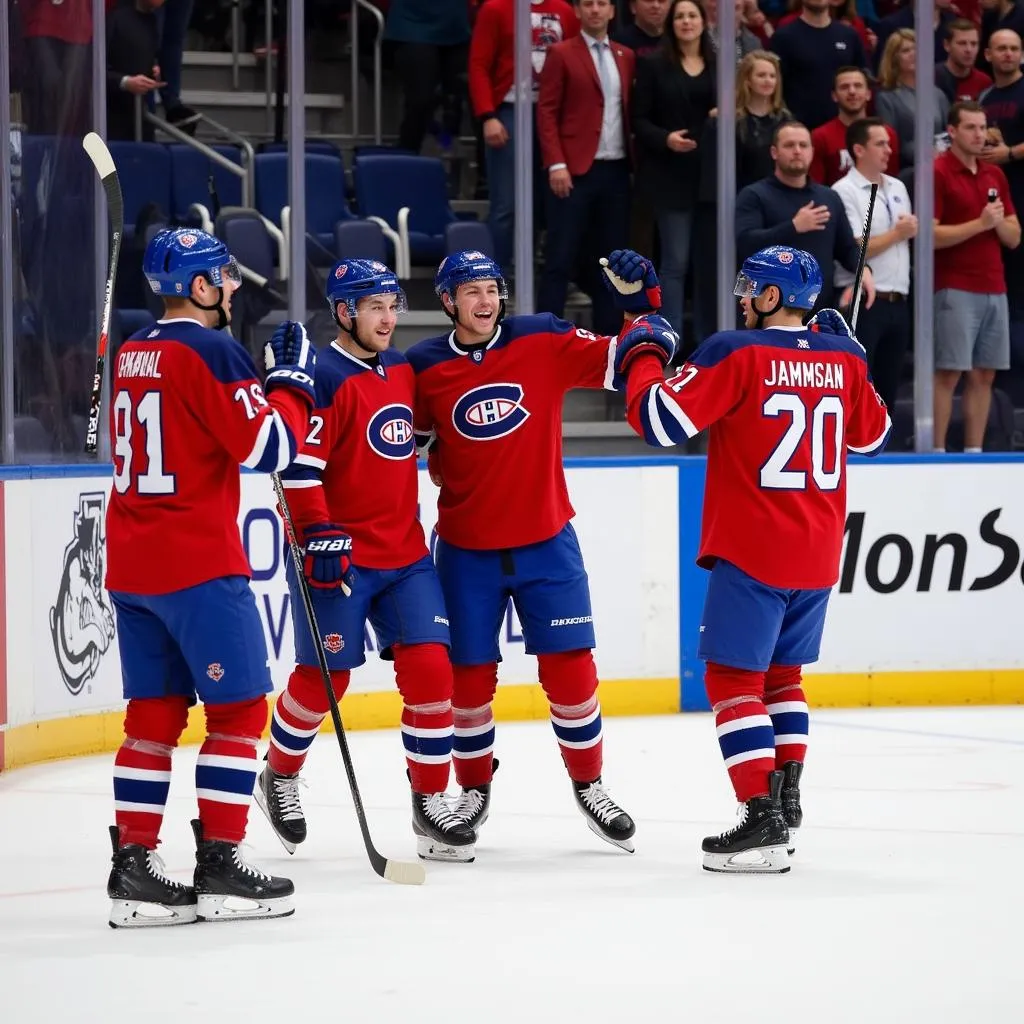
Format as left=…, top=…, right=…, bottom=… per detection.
left=112, top=391, right=176, bottom=495
left=761, top=393, right=843, bottom=491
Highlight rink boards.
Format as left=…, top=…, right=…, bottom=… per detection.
left=0, top=454, right=1022, bottom=770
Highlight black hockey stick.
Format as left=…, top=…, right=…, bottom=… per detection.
left=270, top=471, right=426, bottom=886
left=848, top=182, right=878, bottom=333
left=82, top=132, right=125, bottom=455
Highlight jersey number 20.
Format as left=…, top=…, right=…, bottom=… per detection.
left=761, top=393, right=843, bottom=491
left=112, top=391, right=176, bottom=495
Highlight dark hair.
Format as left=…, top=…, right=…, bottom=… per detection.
left=771, top=119, right=810, bottom=147
left=832, top=65, right=868, bottom=90
left=949, top=99, right=985, bottom=127
left=845, top=116, right=887, bottom=158
left=660, top=0, right=716, bottom=69
left=945, top=18, right=978, bottom=40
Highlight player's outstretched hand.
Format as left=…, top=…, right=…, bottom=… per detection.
left=302, top=522, right=356, bottom=596
left=612, top=314, right=678, bottom=387
left=600, top=249, right=662, bottom=313
left=265, top=320, right=317, bottom=406
left=808, top=307, right=857, bottom=341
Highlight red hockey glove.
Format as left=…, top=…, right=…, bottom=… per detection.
left=301, top=523, right=355, bottom=595
left=600, top=249, right=663, bottom=314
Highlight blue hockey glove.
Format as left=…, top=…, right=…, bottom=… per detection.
left=808, top=307, right=856, bottom=340
left=265, top=320, right=317, bottom=406
left=600, top=249, right=662, bottom=314
left=613, top=314, right=678, bottom=388
left=301, top=522, right=355, bottom=595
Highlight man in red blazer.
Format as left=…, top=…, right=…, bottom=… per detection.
left=536, top=0, right=635, bottom=334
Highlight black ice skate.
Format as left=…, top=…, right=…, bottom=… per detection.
left=254, top=757, right=306, bottom=855
left=412, top=791, right=477, bottom=863
left=107, top=826, right=197, bottom=929
left=191, top=819, right=295, bottom=921
left=573, top=778, right=636, bottom=853
left=702, top=771, right=790, bottom=874
left=781, top=760, right=803, bottom=855
left=451, top=757, right=499, bottom=833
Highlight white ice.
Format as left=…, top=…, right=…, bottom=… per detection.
left=0, top=707, right=1020, bottom=1024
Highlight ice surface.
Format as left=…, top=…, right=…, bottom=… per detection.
left=1, top=708, right=1020, bottom=1023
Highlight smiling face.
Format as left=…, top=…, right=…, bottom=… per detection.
left=446, top=279, right=503, bottom=344
left=339, top=292, right=401, bottom=353
left=672, top=0, right=705, bottom=44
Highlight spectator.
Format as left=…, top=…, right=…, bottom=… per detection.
left=703, top=0, right=762, bottom=60
left=980, top=29, right=1024, bottom=322
left=154, top=0, right=200, bottom=132
left=875, top=29, right=951, bottom=169
left=614, top=0, right=671, bottom=53
left=694, top=50, right=790, bottom=341
left=740, top=0, right=774, bottom=46
left=875, top=0, right=958, bottom=73
left=632, top=0, right=717, bottom=337
left=769, top=0, right=866, bottom=130
left=810, top=66, right=900, bottom=184
left=23, top=0, right=93, bottom=136
left=933, top=101, right=1021, bottom=451
left=107, top=0, right=167, bottom=143
left=777, top=0, right=876, bottom=55
left=937, top=19, right=994, bottom=104
left=980, top=0, right=1024, bottom=74
left=734, top=121, right=876, bottom=310
left=537, top=0, right=635, bottom=334
left=384, top=0, right=471, bottom=154
left=468, top=0, right=578, bottom=272
left=832, top=117, right=915, bottom=411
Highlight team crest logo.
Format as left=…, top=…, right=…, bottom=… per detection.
left=335, top=264, right=348, bottom=279
left=206, top=663, right=225, bottom=681
left=366, top=403, right=415, bottom=460
left=50, top=493, right=116, bottom=696
left=473, top=351, right=483, bottom=362
left=464, top=251, right=485, bottom=260
left=323, top=633, right=344, bottom=654
left=178, top=233, right=198, bottom=248
left=777, top=251, right=794, bottom=264
left=453, top=383, right=530, bottom=441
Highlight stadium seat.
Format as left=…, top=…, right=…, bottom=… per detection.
left=333, top=219, right=389, bottom=264
left=168, top=144, right=244, bottom=222
left=14, top=414, right=53, bottom=457
left=444, top=220, right=495, bottom=258
left=107, top=142, right=173, bottom=238
left=215, top=207, right=281, bottom=296
left=258, top=140, right=343, bottom=159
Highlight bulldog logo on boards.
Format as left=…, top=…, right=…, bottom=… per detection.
left=452, top=383, right=530, bottom=441
left=50, top=492, right=116, bottom=696
left=366, top=403, right=415, bottom=460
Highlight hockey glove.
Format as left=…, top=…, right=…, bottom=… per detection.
left=302, top=522, right=355, bottom=595
left=808, top=308, right=857, bottom=340
left=265, top=320, right=317, bottom=407
left=613, top=314, right=678, bottom=388
left=599, top=249, right=663, bottom=314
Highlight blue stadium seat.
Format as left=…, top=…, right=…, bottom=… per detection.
left=258, top=140, right=343, bottom=159
left=353, top=154, right=460, bottom=274
left=168, top=144, right=244, bottom=221
left=107, top=142, right=173, bottom=238
left=444, top=219, right=495, bottom=258
left=215, top=208, right=277, bottom=292
left=334, top=219, right=389, bottom=264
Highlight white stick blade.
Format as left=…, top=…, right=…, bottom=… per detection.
left=383, top=860, right=426, bottom=886
left=82, top=132, right=116, bottom=179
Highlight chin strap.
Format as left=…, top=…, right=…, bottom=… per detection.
left=753, top=290, right=782, bottom=329
left=189, top=286, right=228, bottom=330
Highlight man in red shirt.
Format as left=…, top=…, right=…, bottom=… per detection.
left=936, top=19, right=993, bottom=104
left=810, top=67, right=900, bottom=186
left=933, top=100, right=1021, bottom=451
left=613, top=245, right=890, bottom=872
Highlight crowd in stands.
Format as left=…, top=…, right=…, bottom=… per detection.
left=10, top=0, right=1024, bottom=456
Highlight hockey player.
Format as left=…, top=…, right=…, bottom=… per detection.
left=105, top=227, right=317, bottom=926
left=405, top=249, right=667, bottom=854
left=611, top=245, right=891, bottom=872
left=255, top=259, right=476, bottom=863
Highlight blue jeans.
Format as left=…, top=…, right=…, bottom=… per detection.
left=654, top=208, right=695, bottom=338
left=485, top=105, right=517, bottom=271
left=156, top=0, right=195, bottom=109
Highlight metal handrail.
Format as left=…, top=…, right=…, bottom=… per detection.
left=145, top=110, right=255, bottom=208
left=352, top=0, right=384, bottom=145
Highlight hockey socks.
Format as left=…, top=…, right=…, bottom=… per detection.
left=539, top=650, right=603, bottom=783
left=452, top=663, right=498, bottom=788
left=394, top=644, right=455, bottom=794
left=765, top=664, right=809, bottom=768
left=268, top=664, right=350, bottom=776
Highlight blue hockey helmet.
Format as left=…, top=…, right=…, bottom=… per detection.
left=326, top=259, right=406, bottom=322
left=734, top=246, right=821, bottom=311
left=434, top=250, right=508, bottom=302
left=143, top=228, right=241, bottom=297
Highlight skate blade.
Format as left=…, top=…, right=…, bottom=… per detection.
left=702, top=845, right=790, bottom=874
left=787, top=827, right=799, bottom=856
left=109, top=899, right=197, bottom=929
left=416, top=835, right=475, bottom=863
left=196, top=893, right=295, bottom=922
left=253, top=785, right=298, bottom=855
left=585, top=817, right=635, bottom=854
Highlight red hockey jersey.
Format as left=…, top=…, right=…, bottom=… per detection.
left=626, top=325, right=891, bottom=589
left=280, top=342, right=427, bottom=570
left=106, top=317, right=309, bottom=595
left=407, top=314, right=618, bottom=550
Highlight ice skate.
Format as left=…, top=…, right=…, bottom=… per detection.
left=412, top=791, right=477, bottom=863
left=781, top=760, right=803, bottom=855
left=451, top=758, right=499, bottom=832
left=254, top=756, right=306, bottom=855
left=702, top=771, right=790, bottom=874
left=107, top=825, right=197, bottom=929
left=573, top=777, right=636, bottom=853
left=191, top=819, right=295, bottom=921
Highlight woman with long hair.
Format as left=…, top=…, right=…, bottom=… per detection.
left=631, top=0, right=717, bottom=338
left=875, top=28, right=950, bottom=168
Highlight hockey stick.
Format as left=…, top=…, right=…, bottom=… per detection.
left=82, top=132, right=125, bottom=455
left=848, top=182, right=878, bottom=333
left=270, top=471, right=426, bottom=886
